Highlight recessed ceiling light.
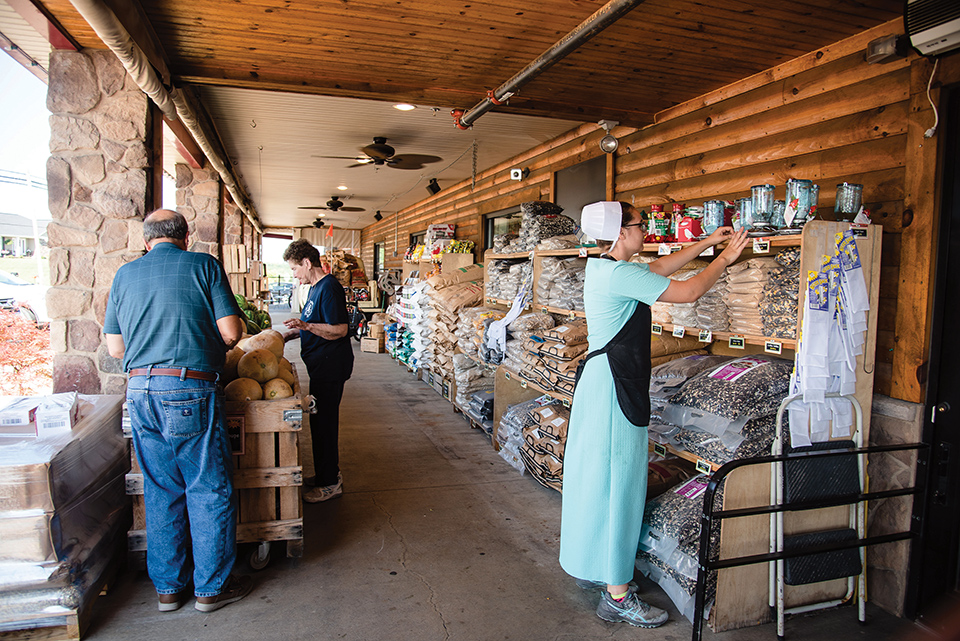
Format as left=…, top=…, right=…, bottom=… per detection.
left=317, top=213, right=326, bottom=217
left=337, top=185, right=348, bottom=191
left=393, top=103, right=416, bottom=111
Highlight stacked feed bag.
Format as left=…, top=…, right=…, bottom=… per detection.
left=761, top=247, right=801, bottom=339
left=726, top=257, right=778, bottom=336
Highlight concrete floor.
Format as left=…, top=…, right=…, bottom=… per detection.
left=80, top=318, right=924, bottom=641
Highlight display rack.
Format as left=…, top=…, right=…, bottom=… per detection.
left=485, top=221, right=881, bottom=632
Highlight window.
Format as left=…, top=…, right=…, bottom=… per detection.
left=484, top=208, right=522, bottom=249
left=373, top=242, right=386, bottom=281
left=555, top=155, right=606, bottom=227
left=409, top=231, right=426, bottom=252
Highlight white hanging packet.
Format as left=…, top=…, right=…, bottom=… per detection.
left=837, top=230, right=869, bottom=315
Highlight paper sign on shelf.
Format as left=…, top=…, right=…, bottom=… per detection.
left=696, top=460, right=713, bottom=475
left=764, top=341, right=783, bottom=355
left=658, top=244, right=671, bottom=255
left=653, top=443, right=667, bottom=457
left=753, top=239, right=770, bottom=253
left=729, top=336, right=746, bottom=349
left=699, top=246, right=714, bottom=257
left=672, top=325, right=685, bottom=338
left=698, top=329, right=712, bottom=343
left=578, top=247, right=588, bottom=257
left=651, top=323, right=663, bottom=335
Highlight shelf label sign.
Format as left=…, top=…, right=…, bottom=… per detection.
left=696, top=459, right=713, bottom=475
left=658, top=243, right=671, bottom=255
left=699, top=246, right=715, bottom=257
left=851, top=227, right=868, bottom=238
left=698, top=329, right=713, bottom=343
left=653, top=443, right=667, bottom=457
left=651, top=323, right=663, bottom=335
left=562, top=398, right=571, bottom=408
left=764, top=341, right=783, bottom=355
left=753, top=239, right=770, bottom=253
left=528, top=251, right=535, bottom=259
left=520, top=380, right=528, bottom=389
left=504, top=371, right=511, bottom=380
left=541, top=306, right=549, bottom=314
left=672, top=325, right=686, bottom=338
left=729, top=335, right=746, bottom=349
left=578, top=247, right=588, bottom=257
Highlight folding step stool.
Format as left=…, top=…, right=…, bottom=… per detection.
left=769, top=393, right=866, bottom=639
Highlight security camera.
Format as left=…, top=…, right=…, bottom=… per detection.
left=510, top=167, right=530, bottom=181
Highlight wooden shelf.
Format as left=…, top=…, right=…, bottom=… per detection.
left=650, top=440, right=722, bottom=472
left=537, top=305, right=585, bottom=319
left=500, top=367, right=572, bottom=406
left=535, top=247, right=601, bottom=258
left=484, top=252, right=531, bottom=260
left=652, top=323, right=797, bottom=351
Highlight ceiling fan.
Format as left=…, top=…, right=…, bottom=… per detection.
left=297, top=195, right=365, bottom=212
left=314, top=137, right=441, bottom=170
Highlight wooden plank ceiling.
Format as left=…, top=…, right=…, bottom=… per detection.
left=35, top=0, right=903, bottom=228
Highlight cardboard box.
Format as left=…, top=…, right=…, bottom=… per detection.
left=0, top=395, right=125, bottom=514
left=0, top=397, right=39, bottom=427
left=35, top=392, right=80, bottom=439
left=360, top=337, right=385, bottom=353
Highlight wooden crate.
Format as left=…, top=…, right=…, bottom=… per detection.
left=125, top=373, right=304, bottom=561
left=222, top=244, right=247, bottom=274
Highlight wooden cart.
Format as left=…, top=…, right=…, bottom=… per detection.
left=126, top=372, right=304, bottom=570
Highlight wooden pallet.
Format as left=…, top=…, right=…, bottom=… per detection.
left=0, top=537, right=124, bottom=641
left=124, top=375, right=305, bottom=561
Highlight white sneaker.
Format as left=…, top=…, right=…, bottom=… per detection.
left=303, top=473, right=342, bottom=503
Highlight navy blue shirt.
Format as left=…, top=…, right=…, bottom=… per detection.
left=104, top=242, right=242, bottom=373
left=300, top=274, right=354, bottom=381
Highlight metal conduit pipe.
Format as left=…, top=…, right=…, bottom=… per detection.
left=453, top=0, right=647, bottom=130
left=67, top=0, right=261, bottom=233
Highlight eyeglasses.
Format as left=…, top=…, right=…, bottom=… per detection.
left=622, top=221, right=648, bottom=232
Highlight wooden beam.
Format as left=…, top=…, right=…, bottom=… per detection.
left=891, top=57, right=941, bottom=404
left=162, top=116, right=205, bottom=169
left=8, top=0, right=78, bottom=50
left=149, top=103, right=163, bottom=213
left=0, top=31, right=47, bottom=82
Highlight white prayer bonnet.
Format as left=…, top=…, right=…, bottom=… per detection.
left=581, top=201, right=625, bottom=253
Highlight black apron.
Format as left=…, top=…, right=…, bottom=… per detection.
left=573, top=256, right=653, bottom=427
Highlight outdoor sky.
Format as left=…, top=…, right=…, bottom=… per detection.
left=0, top=53, right=49, bottom=218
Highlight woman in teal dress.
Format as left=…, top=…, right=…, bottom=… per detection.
left=559, top=201, right=747, bottom=628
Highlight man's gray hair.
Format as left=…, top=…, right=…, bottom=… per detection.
left=143, top=210, right=188, bottom=242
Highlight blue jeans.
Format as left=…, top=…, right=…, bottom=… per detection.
left=127, top=373, right=236, bottom=597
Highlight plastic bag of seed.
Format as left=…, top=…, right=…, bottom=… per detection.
left=663, top=354, right=793, bottom=436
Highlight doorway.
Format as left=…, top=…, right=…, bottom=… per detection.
left=907, top=83, right=960, bottom=627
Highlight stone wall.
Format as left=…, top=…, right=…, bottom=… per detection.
left=46, top=50, right=151, bottom=395
left=174, top=163, right=222, bottom=256
left=867, top=395, right=924, bottom=616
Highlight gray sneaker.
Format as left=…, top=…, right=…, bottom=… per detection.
left=596, top=590, right=668, bottom=628
left=575, top=578, right=638, bottom=592
left=303, top=472, right=343, bottom=503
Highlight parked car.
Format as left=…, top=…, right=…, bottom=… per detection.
left=0, top=270, right=49, bottom=324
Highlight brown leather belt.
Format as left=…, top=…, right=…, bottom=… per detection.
left=128, top=368, right=218, bottom=382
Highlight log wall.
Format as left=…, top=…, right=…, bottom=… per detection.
left=360, top=20, right=959, bottom=404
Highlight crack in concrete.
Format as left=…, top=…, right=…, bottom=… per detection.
left=371, top=494, right=451, bottom=640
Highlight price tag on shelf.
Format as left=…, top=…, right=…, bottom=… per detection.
left=541, top=306, right=549, bottom=314
left=658, top=243, right=671, bottom=255
left=504, top=371, right=511, bottom=380
left=764, top=340, right=783, bottom=355
left=653, top=443, right=667, bottom=457
left=520, top=380, right=528, bottom=389
left=698, top=329, right=713, bottom=343
left=672, top=325, right=686, bottom=338
left=699, top=246, right=715, bottom=257
left=528, top=251, right=535, bottom=259
left=578, top=247, right=588, bottom=258
left=696, top=459, right=713, bottom=475
left=728, top=335, right=746, bottom=349
left=568, top=311, right=577, bottom=320
left=562, top=398, right=571, bottom=408
left=651, top=323, right=663, bottom=335
left=851, top=227, right=868, bottom=238
left=670, top=244, right=684, bottom=253
left=753, top=239, right=770, bottom=253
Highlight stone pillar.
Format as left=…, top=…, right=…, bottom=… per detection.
left=867, top=395, right=924, bottom=617
left=174, top=163, right=222, bottom=257
left=46, top=50, right=151, bottom=395
left=222, top=197, right=243, bottom=246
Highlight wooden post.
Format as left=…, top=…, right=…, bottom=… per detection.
left=150, top=103, right=164, bottom=213
left=892, top=57, right=941, bottom=404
